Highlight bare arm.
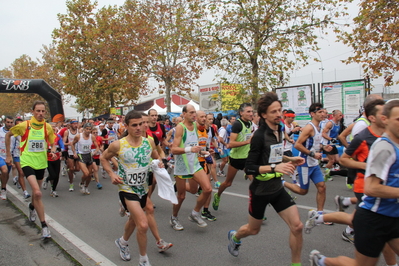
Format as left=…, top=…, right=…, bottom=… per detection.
left=364, top=175, right=399, bottom=199
left=100, top=141, right=122, bottom=184
left=71, top=134, right=80, bottom=158
left=339, top=152, right=366, bottom=170
left=5, top=131, right=14, bottom=164
left=294, top=124, right=322, bottom=160
left=322, top=121, right=333, bottom=140
left=338, top=123, right=354, bottom=148
left=171, top=124, right=202, bottom=155
left=228, top=132, right=250, bottom=149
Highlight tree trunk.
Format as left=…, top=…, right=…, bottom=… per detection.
left=165, top=77, right=172, bottom=113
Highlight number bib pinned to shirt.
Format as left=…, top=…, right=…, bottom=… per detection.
left=269, top=143, right=283, bottom=163
left=126, top=166, right=149, bottom=186
left=28, top=139, right=45, bottom=152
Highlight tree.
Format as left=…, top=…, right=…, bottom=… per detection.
left=339, top=0, right=399, bottom=85
left=123, top=0, right=212, bottom=112
left=206, top=0, right=350, bottom=106
left=53, top=0, right=148, bottom=114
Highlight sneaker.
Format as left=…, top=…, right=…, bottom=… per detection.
left=0, top=190, right=7, bottom=200
left=84, top=187, right=90, bottom=195
left=115, top=238, right=131, bottom=261
left=119, top=201, right=127, bottom=217
left=61, top=165, right=66, bottom=176
left=304, top=210, right=318, bottom=234
left=334, top=195, right=349, bottom=212
left=42, top=227, right=51, bottom=239
left=29, top=204, right=36, bottom=222
left=91, top=175, right=95, bottom=181
left=12, top=176, right=19, bottom=186
left=138, top=261, right=151, bottom=266
left=201, top=211, right=217, bottom=221
left=156, top=239, right=173, bottom=252
left=346, top=183, right=353, bottom=189
left=80, top=183, right=85, bottom=194
left=69, top=184, right=74, bottom=192
left=214, top=181, right=221, bottom=189
left=227, top=230, right=241, bottom=257
left=212, top=193, right=220, bottom=211
left=324, top=168, right=332, bottom=181
left=97, top=183, right=103, bottom=189
left=42, top=178, right=48, bottom=190
left=23, top=191, right=31, bottom=199
left=170, top=216, right=184, bottom=231
left=50, top=190, right=59, bottom=197
left=342, top=230, right=355, bottom=244
left=309, top=249, right=323, bottom=266
left=188, top=213, right=207, bottom=227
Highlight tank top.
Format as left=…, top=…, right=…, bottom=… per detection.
left=77, top=133, right=92, bottom=154
left=197, top=127, right=208, bottom=163
left=20, top=122, right=48, bottom=169
left=117, top=137, right=152, bottom=197
left=67, top=129, right=78, bottom=155
left=147, top=123, right=163, bottom=144
left=174, top=122, right=201, bottom=175
left=299, top=122, right=322, bottom=167
left=0, top=127, right=9, bottom=159
left=230, top=119, right=252, bottom=159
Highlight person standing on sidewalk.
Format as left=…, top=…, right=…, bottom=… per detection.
left=5, top=101, right=57, bottom=239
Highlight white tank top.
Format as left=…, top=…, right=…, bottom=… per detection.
left=0, top=127, right=8, bottom=159
left=68, top=129, right=78, bottom=155
left=77, top=133, right=92, bottom=154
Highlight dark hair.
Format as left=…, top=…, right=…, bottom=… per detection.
left=309, top=103, right=323, bottom=114
left=5, top=116, right=13, bottom=121
left=238, top=103, right=252, bottom=115
left=285, top=110, right=295, bottom=115
left=141, top=112, right=148, bottom=117
left=83, top=122, right=93, bottom=128
left=32, top=100, right=46, bottom=110
left=125, top=110, right=142, bottom=125
left=257, top=92, right=281, bottom=126
left=382, top=100, right=399, bottom=118
left=15, top=118, right=23, bottom=123
left=182, top=105, right=188, bottom=113
left=364, top=99, right=385, bottom=119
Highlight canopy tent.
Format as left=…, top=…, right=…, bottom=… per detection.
left=170, top=102, right=183, bottom=113
left=188, top=100, right=200, bottom=110
left=145, top=103, right=167, bottom=115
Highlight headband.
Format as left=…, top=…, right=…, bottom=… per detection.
left=70, top=120, right=78, bottom=124
left=284, top=113, right=295, bottom=118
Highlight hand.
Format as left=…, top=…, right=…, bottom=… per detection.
left=110, top=172, right=123, bottom=185
left=290, top=156, right=305, bottom=166
left=330, top=138, right=337, bottom=144
left=5, top=155, right=12, bottom=165
left=323, top=145, right=333, bottom=152
left=51, top=152, right=57, bottom=160
left=191, top=146, right=202, bottom=153
left=314, top=152, right=323, bottom=160
left=275, top=162, right=296, bottom=175
left=158, top=160, right=165, bottom=168
left=289, top=138, right=295, bottom=144
left=73, top=153, right=78, bottom=159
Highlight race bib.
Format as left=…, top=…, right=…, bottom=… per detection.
left=0, top=148, right=5, bottom=156
left=245, top=133, right=252, bottom=141
left=28, top=140, right=45, bottom=152
left=126, top=166, right=149, bottom=186
left=269, top=143, right=283, bottom=163
left=187, top=141, right=198, bottom=147
left=81, top=145, right=91, bottom=153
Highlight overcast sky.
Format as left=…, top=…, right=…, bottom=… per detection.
left=1, top=0, right=392, bottom=109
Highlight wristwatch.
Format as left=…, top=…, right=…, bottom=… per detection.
left=270, top=164, right=276, bottom=173
left=309, top=151, right=315, bottom=158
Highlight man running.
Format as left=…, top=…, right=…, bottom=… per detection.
left=5, top=101, right=56, bottom=239
left=0, top=116, right=14, bottom=199
left=227, top=92, right=304, bottom=266
left=213, top=103, right=253, bottom=211
left=63, top=120, right=80, bottom=191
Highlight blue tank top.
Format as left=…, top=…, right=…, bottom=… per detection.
left=299, top=122, right=322, bottom=167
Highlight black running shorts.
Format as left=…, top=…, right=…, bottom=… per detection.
left=22, top=166, right=45, bottom=180
left=119, top=192, right=148, bottom=210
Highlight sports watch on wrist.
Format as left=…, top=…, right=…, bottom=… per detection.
left=309, top=151, right=315, bottom=158
left=270, top=164, right=276, bottom=173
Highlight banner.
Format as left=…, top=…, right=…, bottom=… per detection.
left=199, top=83, right=220, bottom=112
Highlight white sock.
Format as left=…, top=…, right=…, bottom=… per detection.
left=315, top=214, right=324, bottom=224
left=343, top=197, right=352, bottom=206
left=192, top=210, right=200, bottom=216
left=345, top=226, right=354, bottom=234
left=120, top=236, right=128, bottom=246
left=139, top=254, right=149, bottom=263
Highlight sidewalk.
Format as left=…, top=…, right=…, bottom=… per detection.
left=0, top=196, right=80, bottom=266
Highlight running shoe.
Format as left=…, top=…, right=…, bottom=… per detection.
left=346, top=183, right=353, bottom=189
left=309, top=249, right=323, bottom=266
left=138, top=261, right=151, bottom=266
left=212, top=193, right=220, bottom=211
left=119, top=201, right=127, bottom=217
left=188, top=213, right=207, bottom=227
left=342, top=230, right=355, bottom=244
left=334, top=195, right=349, bottom=212
left=13, top=176, right=20, bottom=188
left=69, top=184, right=74, bottom=192
left=227, top=230, right=241, bottom=257
left=201, top=211, right=217, bottom=221
left=61, top=165, right=66, bottom=176
left=50, top=190, right=59, bottom=197
left=304, top=210, right=318, bottom=234
left=214, top=181, right=221, bottom=189
left=97, top=183, right=103, bottom=189
left=0, top=189, right=6, bottom=200
left=156, top=239, right=173, bottom=252
left=42, top=227, right=51, bottom=239
left=115, top=238, right=131, bottom=261
left=170, top=216, right=184, bottom=231
left=29, top=203, right=36, bottom=222
left=324, top=168, right=333, bottom=181
left=23, top=190, right=31, bottom=199
left=84, top=187, right=90, bottom=195
left=42, top=178, right=48, bottom=190
left=80, top=183, right=85, bottom=194
left=91, top=175, right=95, bottom=181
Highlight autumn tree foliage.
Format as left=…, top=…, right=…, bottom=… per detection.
left=206, top=0, right=350, bottom=106
left=53, top=0, right=148, bottom=114
left=340, top=0, right=399, bottom=85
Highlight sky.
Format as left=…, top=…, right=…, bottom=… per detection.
left=0, top=1, right=395, bottom=117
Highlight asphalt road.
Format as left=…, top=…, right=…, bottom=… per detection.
left=7, top=163, right=394, bottom=266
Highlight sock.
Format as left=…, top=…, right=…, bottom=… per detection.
left=192, top=210, right=200, bottom=216
left=315, top=215, right=324, bottom=224
left=41, top=221, right=47, bottom=228
left=343, top=197, right=352, bottom=206
left=319, top=256, right=326, bottom=266
left=346, top=226, right=354, bottom=234
left=139, top=254, right=149, bottom=263
left=171, top=215, right=178, bottom=220
left=23, top=190, right=28, bottom=194
left=203, top=208, right=208, bottom=213
left=120, top=236, right=128, bottom=246
left=232, top=235, right=240, bottom=243
left=29, top=203, right=35, bottom=210
left=291, top=263, right=301, bottom=266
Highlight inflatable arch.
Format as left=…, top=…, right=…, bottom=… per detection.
left=0, top=79, right=64, bottom=121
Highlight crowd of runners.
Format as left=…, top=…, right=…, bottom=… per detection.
left=0, top=93, right=399, bottom=266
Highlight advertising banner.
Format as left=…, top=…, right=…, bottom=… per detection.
left=199, top=83, right=220, bottom=112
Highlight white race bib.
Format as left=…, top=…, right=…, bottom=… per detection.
left=245, top=133, right=252, bottom=141
left=28, top=140, right=45, bottom=152
left=81, top=145, right=91, bottom=153
left=126, top=166, right=149, bottom=186
left=187, top=141, right=198, bottom=147
left=269, top=143, right=283, bottom=163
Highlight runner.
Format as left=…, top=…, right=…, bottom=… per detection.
left=63, top=120, right=80, bottom=192
left=217, top=118, right=230, bottom=177
left=5, top=101, right=56, bottom=239
left=91, top=127, right=103, bottom=189
left=283, top=110, right=301, bottom=184
left=206, top=113, right=221, bottom=188
left=309, top=99, right=399, bottom=266
left=71, top=123, right=99, bottom=195
left=101, top=110, right=165, bottom=266
left=147, top=109, right=169, bottom=148
left=227, top=92, right=304, bottom=266
left=213, top=103, right=253, bottom=211
left=0, top=116, right=14, bottom=199
left=170, top=104, right=212, bottom=230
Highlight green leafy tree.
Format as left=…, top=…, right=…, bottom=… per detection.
left=206, top=0, right=350, bottom=106
left=339, top=0, right=399, bottom=85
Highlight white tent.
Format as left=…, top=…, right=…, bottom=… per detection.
left=170, top=102, right=183, bottom=113
left=188, top=100, right=200, bottom=110
left=145, top=103, right=167, bottom=115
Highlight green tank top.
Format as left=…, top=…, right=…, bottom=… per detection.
left=349, top=117, right=370, bottom=141
left=230, top=119, right=252, bottom=159
left=20, top=123, right=48, bottom=170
